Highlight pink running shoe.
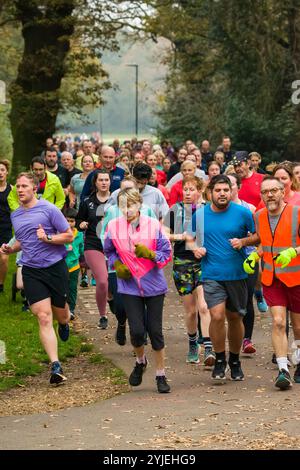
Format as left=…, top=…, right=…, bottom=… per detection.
left=242, top=339, right=256, bottom=354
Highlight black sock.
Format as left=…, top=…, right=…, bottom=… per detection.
left=188, top=332, right=198, bottom=348
left=216, top=351, right=226, bottom=362
left=203, top=337, right=212, bottom=350
left=229, top=352, right=239, bottom=364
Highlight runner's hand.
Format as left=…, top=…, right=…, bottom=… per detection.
left=0, top=243, right=13, bottom=255
left=230, top=238, right=243, bottom=250
left=79, top=221, right=89, bottom=230
left=114, top=260, right=132, bottom=280
left=243, top=251, right=260, bottom=274
left=274, top=248, right=297, bottom=268
left=36, top=224, right=47, bottom=241
left=193, top=247, right=206, bottom=259
left=134, top=244, right=156, bottom=261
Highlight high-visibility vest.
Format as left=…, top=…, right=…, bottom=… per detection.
left=254, top=204, right=300, bottom=287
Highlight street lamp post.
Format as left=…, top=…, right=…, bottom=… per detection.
left=126, top=64, right=139, bottom=137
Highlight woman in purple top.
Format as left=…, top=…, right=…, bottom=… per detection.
left=0, top=173, right=73, bottom=385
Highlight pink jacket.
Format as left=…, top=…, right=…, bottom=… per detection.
left=104, top=215, right=172, bottom=296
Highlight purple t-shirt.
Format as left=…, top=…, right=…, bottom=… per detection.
left=11, top=199, right=69, bottom=268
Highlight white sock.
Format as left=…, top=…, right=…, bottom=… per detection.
left=277, top=356, right=288, bottom=372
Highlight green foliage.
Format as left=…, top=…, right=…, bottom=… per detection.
left=146, top=0, right=300, bottom=161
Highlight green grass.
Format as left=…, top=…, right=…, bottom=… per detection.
left=0, top=256, right=84, bottom=391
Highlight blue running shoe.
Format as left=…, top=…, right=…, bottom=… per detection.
left=186, top=345, right=200, bottom=364
left=58, top=323, right=70, bottom=342
left=275, top=369, right=292, bottom=390
left=50, top=361, right=67, bottom=385
left=90, top=277, right=96, bottom=286
left=257, top=298, right=268, bottom=312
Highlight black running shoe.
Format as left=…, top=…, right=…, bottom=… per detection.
left=115, top=322, right=126, bottom=346
left=212, top=360, right=227, bottom=380
left=294, top=363, right=300, bottom=384
left=229, top=360, right=244, bottom=381
left=129, top=360, right=147, bottom=386
left=50, top=361, right=67, bottom=385
left=275, top=369, right=292, bottom=390
left=98, top=316, right=108, bottom=329
left=58, top=323, right=69, bottom=342
left=156, top=376, right=171, bottom=393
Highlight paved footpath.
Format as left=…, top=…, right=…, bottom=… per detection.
left=1, top=268, right=300, bottom=450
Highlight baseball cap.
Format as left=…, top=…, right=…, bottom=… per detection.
left=230, top=151, right=249, bottom=166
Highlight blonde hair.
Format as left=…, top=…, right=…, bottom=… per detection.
left=182, top=175, right=204, bottom=192
left=117, top=187, right=143, bottom=207
left=16, top=172, right=38, bottom=186
left=181, top=160, right=196, bottom=171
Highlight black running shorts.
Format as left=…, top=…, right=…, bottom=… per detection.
left=203, top=279, right=248, bottom=316
left=0, top=228, right=12, bottom=246
left=22, top=259, right=69, bottom=308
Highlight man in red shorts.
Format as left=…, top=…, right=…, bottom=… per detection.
left=242, top=176, right=300, bottom=389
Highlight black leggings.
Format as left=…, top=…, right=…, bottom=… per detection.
left=121, top=294, right=165, bottom=351
left=108, top=273, right=127, bottom=325
left=243, top=264, right=259, bottom=340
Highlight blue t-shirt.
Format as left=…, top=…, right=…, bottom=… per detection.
left=190, top=202, right=255, bottom=281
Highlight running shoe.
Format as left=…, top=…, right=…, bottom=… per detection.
left=115, top=322, right=126, bottom=346
left=212, top=360, right=227, bottom=380
left=242, top=338, right=256, bottom=354
left=21, top=301, right=30, bottom=312
left=294, top=363, right=300, bottom=384
left=255, top=292, right=268, bottom=312
left=275, top=369, right=292, bottom=390
left=70, top=311, right=75, bottom=321
left=129, top=359, right=147, bottom=386
left=98, top=316, right=108, bottom=329
left=58, top=323, right=70, bottom=342
left=229, top=361, right=244, bottom=381
left=204, top=347, right=216, bottom=367
left=90, top=277, right=96, bottom=286
left=50, top=361, right=67, bottom=385
left=156, top=376, right=171, bottom=393
left=80, top=274, right=89, bottom=288
left=186, top=345, right=200, bottom=364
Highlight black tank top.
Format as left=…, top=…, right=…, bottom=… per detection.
left=0, top=184, right=12, bottom=228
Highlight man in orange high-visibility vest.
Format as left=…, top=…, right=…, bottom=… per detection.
left=241, top=176, right=300, bottom=390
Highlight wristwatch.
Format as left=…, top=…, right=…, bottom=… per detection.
left=46, top=234, right=52, bottom=242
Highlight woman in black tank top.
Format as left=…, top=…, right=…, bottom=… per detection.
left=0, top=159, right=12, bottom=292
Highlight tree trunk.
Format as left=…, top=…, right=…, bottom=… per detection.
left=9, top=1, right=75, bottom=168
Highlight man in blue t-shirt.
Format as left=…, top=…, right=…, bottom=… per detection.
left=188, top=175, right=255, bottom=383
left=80, top=145, right=125, bottom=200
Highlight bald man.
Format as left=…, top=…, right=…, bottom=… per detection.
left=80, top=145, right=125, bottom=201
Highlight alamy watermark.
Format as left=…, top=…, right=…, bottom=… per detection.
left=0, top=340, right=6, bottom=364
left=0, top=80, right=6, bottom=105
left=292, top=80, right=300, bottom=105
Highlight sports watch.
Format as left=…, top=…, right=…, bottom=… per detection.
left=46, top=234, right=52, bottom=242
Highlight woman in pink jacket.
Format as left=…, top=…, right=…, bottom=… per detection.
left=104, top=188, right=172, bottom=394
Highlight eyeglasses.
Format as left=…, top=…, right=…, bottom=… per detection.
left=260, top=187, right=282, bottom=196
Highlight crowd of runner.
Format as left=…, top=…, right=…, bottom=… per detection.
left=1, top=134, right=300, bottom=393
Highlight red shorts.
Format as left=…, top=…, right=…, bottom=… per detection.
left=263, top=277, right=300, bottom=313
